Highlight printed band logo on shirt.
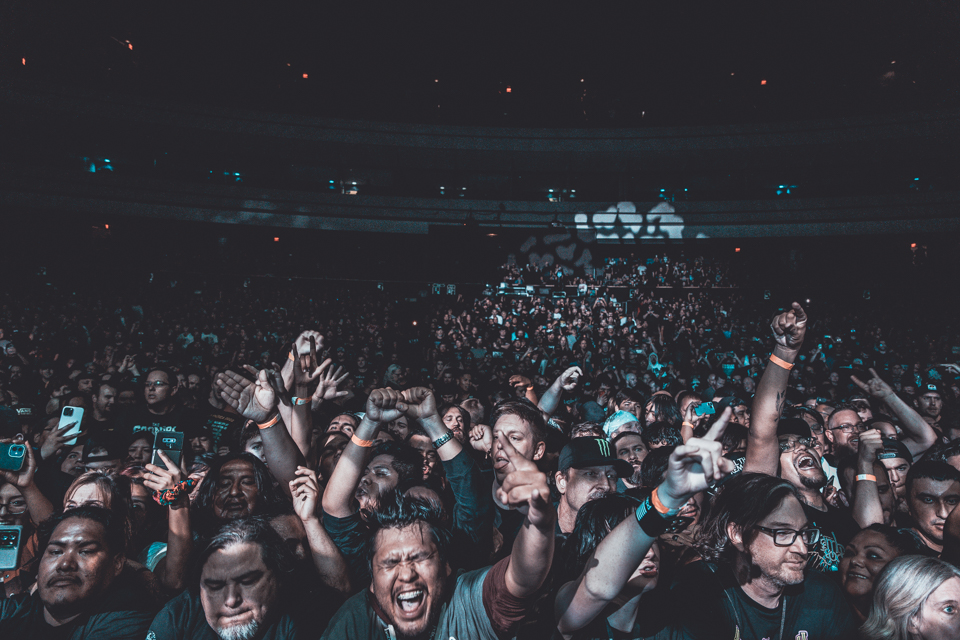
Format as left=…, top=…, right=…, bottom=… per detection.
left=595, top=438, right=611, bottom=457
left=796, top=632, right=809, bottom=640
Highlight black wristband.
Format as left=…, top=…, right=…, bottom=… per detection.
left=635, top=496, right=670, bottom=537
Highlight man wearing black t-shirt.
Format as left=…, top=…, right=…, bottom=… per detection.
left=147, top=518, right=318, bottom=640
left=114, top=368, right=198, bottom=441
left=672, top=474, right=856, bottom=639
left=0, top=507, right=154, bottom=639
left=744, top=303, right=858, bottom=573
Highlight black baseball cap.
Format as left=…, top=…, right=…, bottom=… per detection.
left=879, top=437, right=913, bottom=464
left=558, top=437, right=633, bottom=477
left=919, top=381, right=943, bottom=397
left=777, top=418, right=812, bottom=438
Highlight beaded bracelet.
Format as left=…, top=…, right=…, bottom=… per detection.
left=153, top=477, right=196, bottom=507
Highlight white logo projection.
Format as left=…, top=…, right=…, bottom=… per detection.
left=511, top=202, right=707, bottom=275
left=575, top=201, right=708, bottom=243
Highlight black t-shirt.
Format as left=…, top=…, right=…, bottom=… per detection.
left=146, top=588, right=310, bottom=640
left=0, top=583, right=153, bottom=640
left=114, top=405, right=199, bottom=440
left=197, top=405, right=242, bottom=448
left=670, top=561, right=857, bottom=640
left=801, top=503, right=860, bottom=574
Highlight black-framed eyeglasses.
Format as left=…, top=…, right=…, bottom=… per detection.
left=755, top=525, right=820, bottom=547
left=0, top=500, right=28, bottom=514
left=828, top=422, right=868, bottom=434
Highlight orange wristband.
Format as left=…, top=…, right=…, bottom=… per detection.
left=257, top=414, right=280, bottom=429
left=769, top=354, right=794, bottom=370
left=651, top=487, right=680, bottom=516
left=856, top=474, right=877, bottom=483
left=351, top=434, right=374, bottom=448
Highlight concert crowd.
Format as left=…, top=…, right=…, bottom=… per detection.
left=0, top=254, right=959, bottom=640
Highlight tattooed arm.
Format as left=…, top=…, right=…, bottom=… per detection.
left=744, top=303, right=807, bottom=476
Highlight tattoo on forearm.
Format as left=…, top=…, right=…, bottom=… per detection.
left=775, top=390, right=785, bottom=417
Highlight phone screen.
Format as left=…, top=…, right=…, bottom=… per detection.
left=152, top=431, right=184, bottom=469
left=59, top=406, right=84, bottom=446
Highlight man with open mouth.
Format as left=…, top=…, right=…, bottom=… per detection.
left=321, top=436, right=556, bottom=640
left=744, top=303, right=860, bottom=573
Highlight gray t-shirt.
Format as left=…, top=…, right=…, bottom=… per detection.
left=321, top=560, right=522, bottom=640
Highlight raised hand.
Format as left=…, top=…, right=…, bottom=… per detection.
left=857, top=428, right=884, bottom=467
left=659, top=407, right=736, bottom=509
left=469, top=424, right=493, bottom=454
left=143, top=450, right=186, bottom=499
left=290, top=466, right=321, bottom=522
left=364, top=388, right=408, bottom=424
left=851, top=368, right=895, bottom=401
left=294, top=331, right=324, bottom=357
left=311, top=359, right=350, bottom=410
left=682, top=400, right=706, bottom=431
left=0, top=436, right=37, bottom=489
left=557, top=366, right=583, bottom=392
left=495, top=434, right=553, bottom=527
left=509, top=375, right=533, bottom=391
left=39, top=422, right=86, bottom=461
left=217, top=367, right=287, bottom=424
left=292, top=336, right=325, bottom=389
left=399, top=387, right=439, bottom=423
left=770, top=302, right=807, bottom=351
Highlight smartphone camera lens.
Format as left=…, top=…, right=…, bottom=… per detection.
left=11, top=445, right=24, bottom=457
left=64, top=407, right=74, bottom=416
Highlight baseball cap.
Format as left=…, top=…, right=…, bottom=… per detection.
left=777, top=418, right=812, bottom=438
left=919, top=381, right=943, bottom=396
left=603, top=410, right=640, bottom=438
left=558, top=437, right=633, bottom=477
left=879, top=437, right=913, bottom=464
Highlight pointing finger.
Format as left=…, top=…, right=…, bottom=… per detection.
left=703, top=407, right=732, bottom=442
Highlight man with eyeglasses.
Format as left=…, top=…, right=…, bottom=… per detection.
left=744, top=304, right=859, bottom=573
left=670, top=473, right=856, bottom=639
left=823, top=403, right=868, bottom=460
left=116, top=367, right=199, bottom=443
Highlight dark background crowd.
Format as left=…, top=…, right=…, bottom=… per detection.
left=1, top=232, right=960, bottom=639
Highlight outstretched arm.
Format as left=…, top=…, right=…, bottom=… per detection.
left=497, top=435, right=557, bottom=598
left=143, top=451, right=192, bottom=592
left=291, top=466, right=351, bottom=594
left=851, top=368, right=936, bottom=459
left=538, top=366, right=582, bottom=417
left=850, top=430, right=885, bottom=528
left=217, top=367, right=304, bottom=494
left=320, top=388, right=406, bottom=518
left=744, top=303, right=807, bottom=476
left=556, top=410, right=735, bottom=637
left=510, top=375, right=539, bottom=406
left=0, top=437, right=54, bottom=525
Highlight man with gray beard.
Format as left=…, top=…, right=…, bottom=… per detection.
left=555, top=438, right=633, bottom=534
left=147, top=518, right=317, bottom=640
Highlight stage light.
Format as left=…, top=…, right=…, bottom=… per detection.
left=21, top=58, right=26, bottom=65
left=911, top=243, right=917, bottom=248
left=735, top=248, right=740, bottom=253
left=274, top=237, right=279, bottom=242
left=127, top=42, right=133, bottom=50
left=506, top=86, right=512, bottom=93
left=760, top=79, right=767, bottom=85
left=105, top=224, right=110, bottom=230
left=302, top=73, right=308, bottom=79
